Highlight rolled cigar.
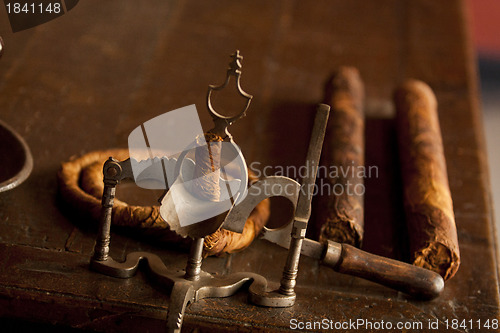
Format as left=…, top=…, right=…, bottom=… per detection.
left=395, top=79, right=460, bottom=281
left=314, top=67, right=365, bottom=247
left=57, top=149, right=270, bottom=256
left=204, top=171, right=270, bottom=256
left=192, top=133, right=271, bottom=256
left=191, top=133, right=222, bottom=201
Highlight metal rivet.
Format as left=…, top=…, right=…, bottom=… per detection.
left=107, top=167, right=118, bottom=177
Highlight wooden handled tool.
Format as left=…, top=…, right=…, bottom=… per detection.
left=319, top=240, right=444, bottom=299
left=259, top=223, right=444, bottom=299
left=224, top=101, right=443, bottom=299
left=395, top=79, right=460, bottom=281
left=314, top=67, right=365, bottom=247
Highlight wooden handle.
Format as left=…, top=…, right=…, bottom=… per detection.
left=322, top=241, right=444, bottom=299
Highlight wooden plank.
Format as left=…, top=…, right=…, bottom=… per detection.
left=0, top=0, right=497, bottom=331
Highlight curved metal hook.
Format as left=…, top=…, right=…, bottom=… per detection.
left=207, top=50, right=253, bottom=140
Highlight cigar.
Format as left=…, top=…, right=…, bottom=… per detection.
left=395, top=79, right=460, bottom=281
left=314, top=67, right=365, bottom=247
left=58, top=148, right=270, bottom=256
left=203, top=170, right=270, bottom=256
left=191, top=133, right=223, bottom=201
left=196, top=133, right=270, bottom=256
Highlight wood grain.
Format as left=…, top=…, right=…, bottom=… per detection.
left=0, top=0, right=497, bottom=331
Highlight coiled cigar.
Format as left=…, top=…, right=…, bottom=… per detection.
left=314, top=67, right=365, bottom=247
left=57, top=148, right=269, bottom=257
left=395, top=79, right=460, bottom=281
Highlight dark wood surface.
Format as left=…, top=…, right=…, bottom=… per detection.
left=0, top=0, right=498, bottom=331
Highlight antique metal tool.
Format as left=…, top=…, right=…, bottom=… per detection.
left=224, top=178, right=444, bottom=298
left=91, top=51, right=255, bottom=332
left=0, top=36, right=33, bottom=192
left=239, top=104, right=330, bottom=307
left=90, top=51, right=330, bottom=332
left=89, top=50, right=440, bottom=333
left=260, top=221, right=443, bottom=299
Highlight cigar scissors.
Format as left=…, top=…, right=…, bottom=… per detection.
left=223, top=105, right=444, bottom=300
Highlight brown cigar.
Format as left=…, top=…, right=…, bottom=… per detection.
left=203, top=170, right=270, bottom=256
left=314, top=67, right=365, bottom=247
left=58, top=148, right=269, bottom=256
left=193, top=132, right=271, bottom=256
left=395, top=79, right=460, bottom=281
left=192, top=133, right=223, bottom=201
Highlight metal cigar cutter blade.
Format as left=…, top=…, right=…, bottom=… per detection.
left=223, top=104, right=331, bottom=306
left=89, top=51, right=330, bottom=332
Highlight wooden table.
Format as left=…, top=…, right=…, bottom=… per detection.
left=0, top=0, right=498, bottom=331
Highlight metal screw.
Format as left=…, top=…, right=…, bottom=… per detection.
left=106, top=167, right=118, bottom=177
